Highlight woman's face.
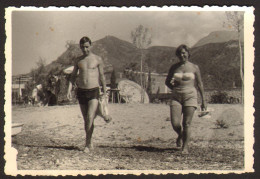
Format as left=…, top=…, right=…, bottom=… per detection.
left=178, top=48, right=189, bottom=63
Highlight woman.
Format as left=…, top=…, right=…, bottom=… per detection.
left=165, top=44, right=207, bottom=154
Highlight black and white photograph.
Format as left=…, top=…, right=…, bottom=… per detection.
left=5, top=6, right=254, bottom=175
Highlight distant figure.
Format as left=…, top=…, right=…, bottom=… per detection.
left=52, top=75, right=60, bottom=103
left=46, top=90, right=57, bottom=106
left=31, top=88, right=38, bottom=105
left=67, top=36, right=107, bottom=153
left=48, top=75, right=60, bottom=105
left=165, top=44, right=207, bottom=154
left=22, top=95, right=29, bottom=106
left=31, top=84, right=43, bottom=106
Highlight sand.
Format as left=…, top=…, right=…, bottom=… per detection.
left=11, top=103, right=244, bottom=170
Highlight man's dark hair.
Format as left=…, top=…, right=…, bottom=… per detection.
left=79, top=36, right=92, bottom=46
left=175, top=44, right=190, bottom=58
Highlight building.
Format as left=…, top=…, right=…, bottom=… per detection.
left=12, top=75, right=32, bottom=101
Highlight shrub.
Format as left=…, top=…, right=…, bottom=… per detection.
left=210, top=91, right=229, bottom=104
left=215, top=119, right=229, bottom=129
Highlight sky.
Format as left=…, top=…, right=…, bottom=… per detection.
left=11, top=9, right=228, bottom=75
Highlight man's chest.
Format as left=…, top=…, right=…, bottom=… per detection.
left=78, top=57, right=98, bottom=70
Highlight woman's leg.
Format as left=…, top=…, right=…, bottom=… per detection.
left=170, top=104, right=183, bottom=147
left=182, top=106, right=196, bottom=153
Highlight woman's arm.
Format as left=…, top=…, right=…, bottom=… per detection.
left=165, top=65, right=175, bottom=90
left=195, top=65, right=207, bottom=110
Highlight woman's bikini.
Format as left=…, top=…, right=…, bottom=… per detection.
left=172, top=72, right=195, bottom=93
left=171, top=71, right=197, bottom=107
left=173, top=72, right=195, bottom=81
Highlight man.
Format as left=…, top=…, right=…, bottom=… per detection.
left=47, top=75, right=60, bottom=105
left=67, top=36, right=107, bottom=153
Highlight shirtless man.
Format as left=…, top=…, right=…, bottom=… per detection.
left=67, top=36, right=107, bottom=152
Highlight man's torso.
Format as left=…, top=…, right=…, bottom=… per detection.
left=77, top=53, right=100, bottom=89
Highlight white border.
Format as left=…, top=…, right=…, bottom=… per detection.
left=4, top=6, right=255, bottom=176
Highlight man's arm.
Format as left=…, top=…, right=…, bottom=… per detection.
left=67, top=60, right=78, bottom=100
left=98, top=57, right=107, bottom=94
left=195, top=65, right=207, bottom=110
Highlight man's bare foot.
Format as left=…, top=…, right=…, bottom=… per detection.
left=104, top=115, right=112, bottom=123
left=181, top=148, right=189, bottom=155
left=86, top=143, right=94, bottom=149
left=83, top=147, right=91, bottom=153
left=83, top=143, right=94, bottom=153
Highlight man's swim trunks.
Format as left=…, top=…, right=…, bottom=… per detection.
left=77, top=87, right=100, bottom=104
left=170, top=87, right=198, bottom=108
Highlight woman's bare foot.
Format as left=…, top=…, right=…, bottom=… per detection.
left=176, top=135, right=182, bottom=148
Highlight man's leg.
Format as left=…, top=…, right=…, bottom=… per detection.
left=170, top=103, right=183, bottom=147
left=86, top=99, right=98, bottom=150
left=182, top=106, right=196, bottom=154
left=79, top=99, right=98, bottom=152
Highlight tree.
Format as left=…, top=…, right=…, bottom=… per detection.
left=147, top=70, right=152, bottom=96
left=35, top=58, right=48, bottom=89
left=131, top=25, right=152, bottom=103
left=25, top=58, right=48, bottom=98
left=224, top=11, right=244, bottom=103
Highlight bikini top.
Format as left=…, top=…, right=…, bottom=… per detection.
left=173, top=72, right=195, bottom=81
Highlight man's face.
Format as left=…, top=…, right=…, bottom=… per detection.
left=81, top=42, right=91, bottom=56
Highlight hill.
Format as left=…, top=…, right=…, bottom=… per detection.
left=145, top=46, right=177, bottom=73
left=28, top=35, right=242, bottom=90
left=190, top=40, right=242, bottom=88
left=92, top=36, right=176, bottom=74
left=92, top=36, right=139, bottom=72
left=193, top=31, right=243, bottom=48
left=48, top=36, right=176, bottom=74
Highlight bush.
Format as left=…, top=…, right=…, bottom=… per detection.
left=210, top=91, right=229, bottom=104
left=215, top=119, right=229, bottom=129
left=227, top=96, right=240, bottom=104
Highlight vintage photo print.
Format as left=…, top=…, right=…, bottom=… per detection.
left=4, top=6, right=254, bottom=175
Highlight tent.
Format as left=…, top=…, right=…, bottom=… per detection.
left=118, top=80, right=149, bottom=103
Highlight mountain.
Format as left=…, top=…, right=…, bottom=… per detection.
left=191, top=40, right=242, bottom=88
left=145, top=46, right=176, bottom=73
left=50, top=36, right=176, bottom=74
left=193, top=31, right=243, bottom=48
left=91, top=36, right=139, bottom=72
left=93, top=36, right=176, bottom=73
left=29, top=35, right=242, bottom=90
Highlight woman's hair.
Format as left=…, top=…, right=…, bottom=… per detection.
left=175, top=44, right=190, bottom=58
left=79, top=36, right=92, bottom=46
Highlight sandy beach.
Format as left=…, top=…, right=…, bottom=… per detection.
left=12, top=103, right=244, bottom=170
